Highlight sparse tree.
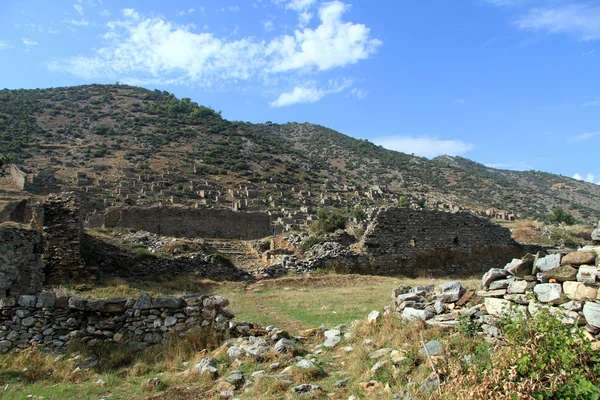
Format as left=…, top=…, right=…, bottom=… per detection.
left=0, top=154, right=14, bottom=177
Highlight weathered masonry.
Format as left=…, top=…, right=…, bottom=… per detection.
left=0, top=292, right=233, bottom=353
left=96, top=206, right=273, bottom=240
left=358, top=207, right=525, bottom=276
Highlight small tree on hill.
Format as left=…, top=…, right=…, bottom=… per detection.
left=549, top=207, right=577, bottom=225
left=0, top=154, right=14, bottom=177
left=310, top=210, right=347, bottom=234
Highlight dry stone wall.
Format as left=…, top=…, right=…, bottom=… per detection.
left=392, top=247, right=600, bottom=340
left=359, top=207, right=524, bottom=276
left=97, top=206, right=273, bottom=240
left=0, top=225, right=45, bottom=296
left=0, top=292, right=233, bottom=354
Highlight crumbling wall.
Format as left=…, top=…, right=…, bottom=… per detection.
left=0, top=225, right=45, bottom=296
left=359, top=207, right=524, bottom=276
left=0, top=199, right=32, bottom=223
left=32, top=193, right=94, bottom=282
left=100, top=206, right=273, bottom=240
left=8, top=165, right=27, bottom=191
left=0, top=292, right=233, bottom=353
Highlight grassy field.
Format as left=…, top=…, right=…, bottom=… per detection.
left=0, top=273, right=480, bottom=400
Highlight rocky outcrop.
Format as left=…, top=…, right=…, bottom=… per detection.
left=593, top=222, right=600, bottom=242
left=0, top=225, right=45, bottom=296
left=0, top=292, right=233, bottom=354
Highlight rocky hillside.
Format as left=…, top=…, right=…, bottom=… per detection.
left=1, top=84, right=599, bottom=221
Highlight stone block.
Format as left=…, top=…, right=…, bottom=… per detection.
left=541, top=265, right=578, bottom=282
left=152, top=296, right=184, bottom=309
left=533, top=283, right=567, bottom=304
left=583, top=302, right=600, bottom=328
left=17, top=295, right=36, bottom=307
left=577, top=266, right=599, bottom=285
left=533, top=254, right=561, bottom=274
left=484, top=298, right=512, bottom=317
left=507, top=280, right=535, bottom=294
left=563, top=281, right=598, bottom=301
left=36, top=292, right=56, bottom=308
left=562, top=250, right=596, bottom=266
left=482, top=268, right=510, bottom=288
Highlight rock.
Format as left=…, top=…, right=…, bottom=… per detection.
left=419, top=340, right=443, bottom=356
left=17, top=295, right=36, bottom=307
left=296, top=359, right=315, bottom=369
left=484, top=298, right=513, bottom=317
left=274, top=338, right=298, bottom=354
left=592, top=225, right=600, bottom=241
left=152, top=296, right=183, bottom=309
left=542, top=265, right=578, bottom=282
left=291, top=384, right=321, bottom=396
left=583, top=302, right=600, bottom=328
left=368, top=348, right=393, bottom=359
left=163, top=316, right=178, bottom=327
left=488, top=278, right=514, bottom=291
left=252, top=370, right=266, bottom=378
left=482, top=268, right=510, bottom=288
left=323, top=335, right=341, bottom=348
left=227, top=346, right=243, bottom=359
left=505, top=254, right=534, bottom=277
left=203, top=295, right=229, bottom=309
left=577, top=266, right=599, bottom=285
left=334, top=377, right=351, bottom=388
left=324, top=329, right=341, bottom=338
left=562, top=250, right=596, bottom=266
left=36, top=292, right=56, bottom=308
left=534, top=283, right=567, bottom=304
left=561, top=301, right=583, bottom=311
left=401, top=308, right=434, bottom=321
left=21, top=316, right=37, bottom=327
left=421, top=372, right=441, bottom=393
left=68, top=296, right=87, bottom=310
left=194, top=357, right=218, bottom=377
left=563, top=281, right=598, bottom=301
left=435, top=281, right=466, bottom=303
left=534, top=254, right=561, bottom=273
left=367, top=310, right=381, bottom=324
left=225, top=370, right=244, bottom=385
left=370, top=360, right=389, bottom=374
left=147, top=377, right=162, bottom=387
left=133, top=293, right=152, bottom=309
left=507, top=280, right=534, bottom=294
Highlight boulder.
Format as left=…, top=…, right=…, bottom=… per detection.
left=533, top=284, right=567, bottom=304
left=401, top=308, right=434, bottom=320
left=541, top=265, right=578, bottom=282
left=577, top=266, right=599, bottom=285
left=484, top=298, right=512, bottom=317
left=419, top=340, right=443, bottom=356
left=562, top=250, right=596, bottom=266
left=435, top=281, right=466, bottom=303
left=505, top=254, right=534, bottom=277
left=274, top=338, right=298, bottom=354
left=533, top=254, right=561, bottom=273
left=152, top=296, right=184, bottom=309
left=36, top=292, right=57, bottom=308
left=583, top=302, right=600, bottom=328
left=68, top=296, right=87, bottom=310
left=18, top=295, right=37, bottom=307
left=563, top=281, right=598, bottom=301
left=133, top=293, right=152, bottom=310
left=482, top=269, right=510, bottom=288
left=592, top=225, right=600, bottom=242
left=488, top=278, right=514, bottom=291
left=507, top=280, right=535, bottom=294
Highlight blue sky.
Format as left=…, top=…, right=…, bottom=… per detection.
left=0, top=0, right=598, bottom=183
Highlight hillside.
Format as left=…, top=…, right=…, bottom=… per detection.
left=1, top=83, right=599, bottom=222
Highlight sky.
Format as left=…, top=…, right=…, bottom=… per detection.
left=0, top=0, right=599, bottom=183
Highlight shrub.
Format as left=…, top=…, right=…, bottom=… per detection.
left=397, top=196, right=409, bottom=208
left=299, top=236, right=327, bottom=253
left=310, top=210, right=347, bottom=234
left=549, top=207, right=577, bottom=225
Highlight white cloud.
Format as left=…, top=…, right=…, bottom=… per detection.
left=350, top=87, right=367, bottom=99
left=269, top=78, right=352, bottom=107
left=285, top=0, right=316, bottom=12
left=228, top=6, right=241, bottom=13
left=100, top=9, right=110, bottom=17
left=485, top=161, right=532, bottom=171
left=0, top=41, right=12, bottom=49
left=374, top=136, right=473, bottom=159
left=298, top=11, right=313, bottom=27
left=517, top=4, right=600, bottom=41
left=582, top=50, right=595, bottom=57
left=73, top=4, right=84, bottom=15
left=22, top=37, right=37, bottom=46
left=188, top=8, right=195, bottom=14
left=262, top=20, right=274, bottom=31
left=569, top=131, right=600, bottom=141
left=573, top=172, right=599, bottom=184
left=453, top=98, right=466, bottom=105
left=47, top=2, right=381, bottom=98
left=175, top=9, right=185, bottom=17
left=582, top=100, right=600, bottom=107
left=64, top=19, right=89, bottom=26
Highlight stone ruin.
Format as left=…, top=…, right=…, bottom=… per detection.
left=358, top=207, right=527, bottom=276
left=392, top=247, right=600, bottom=340
left=0, top=225, right=45, bottom=296
left=0, top=292, right=233, bottom=354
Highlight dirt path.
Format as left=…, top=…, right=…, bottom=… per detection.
left=242, top=283, right=306, bottom=333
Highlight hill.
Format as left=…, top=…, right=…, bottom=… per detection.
left=1, top=83, right=599, bottom=222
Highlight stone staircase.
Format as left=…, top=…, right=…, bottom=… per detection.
left=203, top=239, right=262, bottom=270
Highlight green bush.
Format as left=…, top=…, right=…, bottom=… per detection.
left=549, top=207, right=577, bottom=225
left=299, top=236, right=327, bottom=253
left=310, top=210, right=347, bottom=234
left=397, top=196, right=409, bottom=208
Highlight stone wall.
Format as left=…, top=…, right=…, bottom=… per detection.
left=359, top=207, right=524, bottom=276
left=9, top=165, right=28, bottom=191
left=32, top=193, right=94, bottom=283
left=0, top=225, right=45, bottom=296
left=97, top=206, right=273, bottom=240
left=0, top=292, right=233, bottom=354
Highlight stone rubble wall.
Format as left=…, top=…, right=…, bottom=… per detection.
left=94, top=206, right=274, bottom=240
left=31, top=193, right=94, bottom=283
left=392, top=246, right=600, bottom=339
left=360, top=207, right=525, bottom=276
left=0, top=225, right=45, bottom=296
left=0, top=292, right=233, bottom=354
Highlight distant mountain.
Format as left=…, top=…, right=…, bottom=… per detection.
left=1, top=84, right=598, bottom=222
